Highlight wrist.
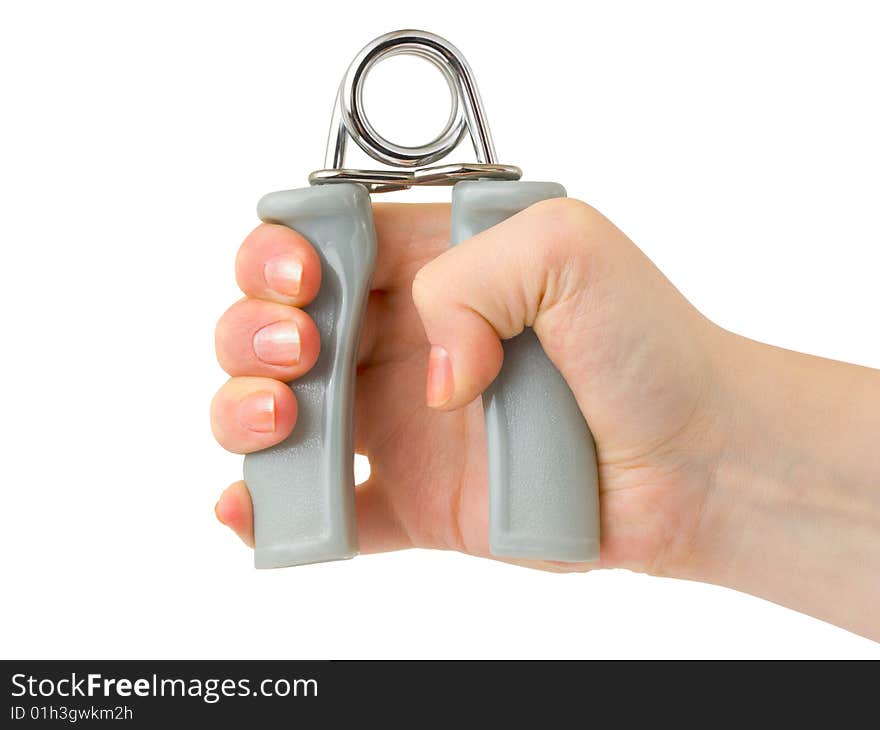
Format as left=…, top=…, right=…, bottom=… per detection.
left=674, top=329, right=880, bottom=638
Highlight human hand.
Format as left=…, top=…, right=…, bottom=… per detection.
left=212, top=195, right=880, bottom=639
left=211, top=198, right=727, bottom=575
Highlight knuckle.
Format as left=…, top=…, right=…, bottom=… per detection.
left=527, top=198, right=610, bottom=310
left=534, top=197, right=605, bottom=246
left=540, top=198, right=612, bottom=264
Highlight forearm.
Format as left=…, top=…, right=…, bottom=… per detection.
left=687, top=330, right=880, bottom=639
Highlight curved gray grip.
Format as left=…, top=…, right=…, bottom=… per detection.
left=451, top=181, right=600, bottom=562
left=244, top=184, right=376, bottom=568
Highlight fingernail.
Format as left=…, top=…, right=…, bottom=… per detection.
left=426, top=345, right=454, bottom=408
left=264, top=254, right=303, bottom=297
left=253, top=320, right=301, bottom=365
left=238, top=392, right=276, bottom=433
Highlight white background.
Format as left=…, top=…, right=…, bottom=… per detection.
left=1, top=1, right=878, bottom=658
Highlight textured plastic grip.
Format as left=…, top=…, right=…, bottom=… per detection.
left=451, top=180, right=600, bottom=562
left=244, top=184, right=377, bottom=568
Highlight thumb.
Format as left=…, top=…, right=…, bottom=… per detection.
left=411, top=197, right=611, bottom=410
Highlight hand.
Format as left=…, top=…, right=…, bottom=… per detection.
left=211, top=199, right=724, bottom=574
left=211, top=198, right=880, bottom=640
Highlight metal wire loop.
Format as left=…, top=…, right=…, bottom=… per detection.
left=312, top=29, right=520, bottom=192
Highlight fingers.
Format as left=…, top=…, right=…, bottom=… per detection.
left=210, top=377, right=297, bottom=454
left=215, top=478, right=411, bottom=554
left=218, top=217, right=423, bottom=556
left=232, top=221, right=381, bottom=366
left=231, top=208, right=454, bottom=372
left=411, top=198, right=622, bottom=410
left=236, top=207, right=452, bottom=303
left=235, top=223, right=322, bottom=306
left=215, top=481, right=254, bottom=546
left=215, top=298, right=320, bottom=380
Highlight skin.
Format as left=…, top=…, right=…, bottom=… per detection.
left=212, top=199, right=880, bottom=640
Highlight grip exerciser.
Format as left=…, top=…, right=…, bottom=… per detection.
left=244, top=30, right=600, bottom=568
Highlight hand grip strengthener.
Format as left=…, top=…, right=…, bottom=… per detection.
left=244, top=29, right=600, bottom=568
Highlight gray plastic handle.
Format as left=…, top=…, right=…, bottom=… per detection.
left=243, top=184, right=376, bottom=568
left=451, top=180, right=600, bottom=562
